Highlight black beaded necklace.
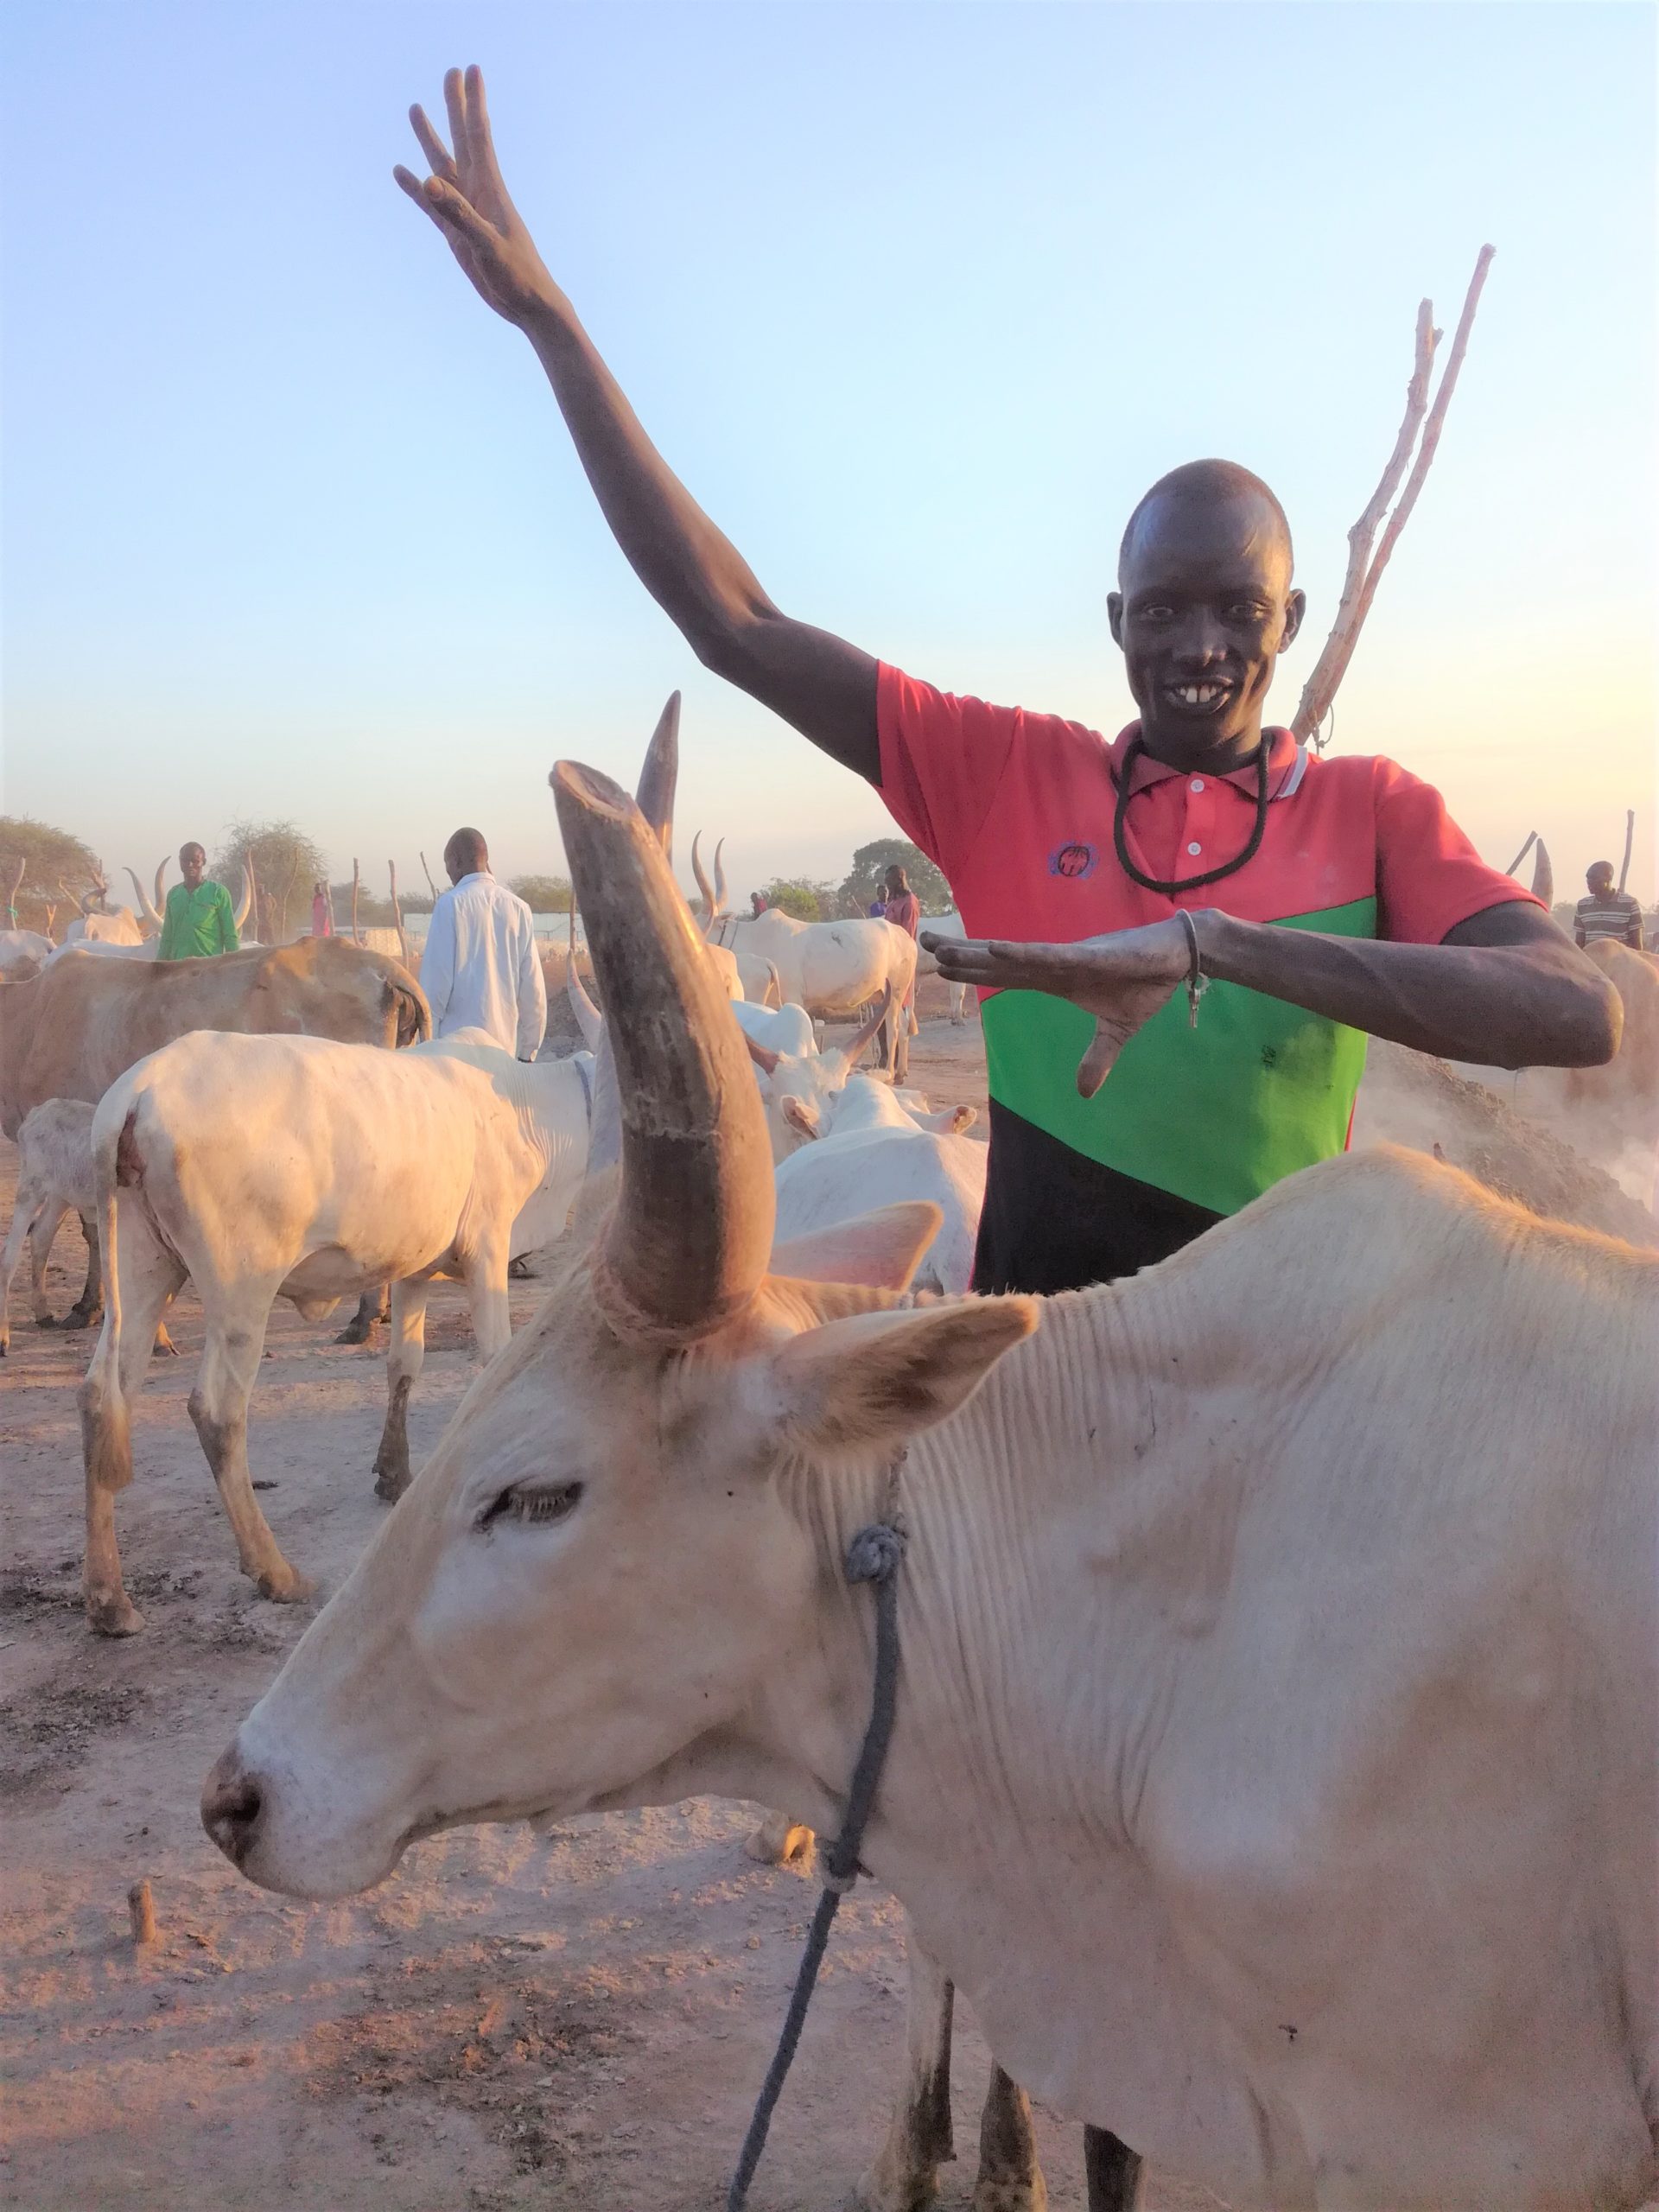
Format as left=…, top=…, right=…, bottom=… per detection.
left=1111, top=734, right=1272, bottom=897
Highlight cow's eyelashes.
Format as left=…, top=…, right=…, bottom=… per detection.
left=477, top=1481, right=584, bottom=1531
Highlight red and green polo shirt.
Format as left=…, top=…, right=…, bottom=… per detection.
left=876, top=663, right=1535, bottom=1294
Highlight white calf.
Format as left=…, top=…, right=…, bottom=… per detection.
left=77, top=1031, right=589, bottom=1636
left=773, top=1074, right=985, bottom=1294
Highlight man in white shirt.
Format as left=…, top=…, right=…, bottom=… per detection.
left=419, top=827, right=548, bottom=1058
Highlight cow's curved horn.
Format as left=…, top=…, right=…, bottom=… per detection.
left=635, top=691, right=680, bottom=861
left=125, top=867, right=164, bottom=930
left=5, top=855, right=24, bottom=909
left=153, top=856, right=168, bottom=912
left=565, top=911, right=603, bottom=1055
left=1530, top=839, right=1554, bottom=908
left=690, top=832, right=717, bottom=937
left=713, top=838, right=728, bottom=920
left=743, top=1031, right=781, bottom=1077
left=842, top=985, right=894, bottom=1072
left=234, top=859, right=256, bottom=932
left=551, top=758, right=773, bottom=1343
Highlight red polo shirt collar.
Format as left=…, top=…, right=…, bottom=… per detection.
left=1109, top=723, right=1306, bottom=801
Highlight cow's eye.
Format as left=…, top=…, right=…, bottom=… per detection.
left=477, top=1480, right=584, bottom=1531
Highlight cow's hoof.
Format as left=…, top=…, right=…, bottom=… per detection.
left=254, top=1567, right=315, bottom=1605
left=334, top=1319, right=375, bottom=1346
left=372, top=1468, right=409, bottom=1506
left=86, top=1591, right=145, bottom=1637
left=971, top=2178, right=1046, bottom=2212
left=850, top=2167, right=940, bottom=2212
left=744, top=1817, right=816, bottom=1870
left=62, top=1308, right=99, bottom=1333
left=33, top=1314, right=55, bottom=1332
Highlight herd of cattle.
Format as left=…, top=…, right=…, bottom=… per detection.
left=3, top=716, right=1657, bottom=2210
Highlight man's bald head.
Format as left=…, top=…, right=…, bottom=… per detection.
left=1107, top=459, right=1305, bottom=769
left=444, top=828, right=490, bottom=884
left=1118, top=460, right=1294, bottom=587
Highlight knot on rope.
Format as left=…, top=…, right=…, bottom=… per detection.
left=845, top=1521, right=905, bottom=1586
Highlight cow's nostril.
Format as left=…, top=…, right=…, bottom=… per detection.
left=201, top=1750, right=264, bottom=1866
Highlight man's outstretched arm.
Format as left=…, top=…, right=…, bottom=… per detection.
left=927, top=900, right=1621, bottom=1098
left=395, top=66, right=880, bottom=780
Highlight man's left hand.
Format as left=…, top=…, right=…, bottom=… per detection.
left=923, top=918, right=1192, bottom=1096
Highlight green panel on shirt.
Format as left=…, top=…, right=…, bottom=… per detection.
left=982, top=895, right=1376, bottom=1219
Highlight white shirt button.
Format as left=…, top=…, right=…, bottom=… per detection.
left=1190, top=777, right=1205, bottom=792
left=1187, top=842, right=1202, bottom=857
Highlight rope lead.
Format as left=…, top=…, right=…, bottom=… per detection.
left=726, top=1471, right=907, bottom=2211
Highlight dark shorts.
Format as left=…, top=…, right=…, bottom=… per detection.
left=970, top=1100, right=1221, bottom=1296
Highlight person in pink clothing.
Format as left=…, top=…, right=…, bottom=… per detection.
left=310, top=882, right=334, bottom=938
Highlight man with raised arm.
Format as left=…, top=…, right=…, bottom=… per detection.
left=394, top=68, right=1615, bottom=1286
left=393, top=67, right=1622, bottom=2202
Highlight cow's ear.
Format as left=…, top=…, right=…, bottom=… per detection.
left=780, top=1094, right=820, bottom=1141
left=771, top=1202, right=943, bottom=1290
left=768, top=1297, right=1039, bottom=1465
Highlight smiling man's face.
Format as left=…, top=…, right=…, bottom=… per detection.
left=1109, top=469, right=1305, bottom=771
left=180, top=844, right=207, bottom=889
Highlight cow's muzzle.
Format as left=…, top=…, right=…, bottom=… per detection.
left=201, top=1745, right=264, bottom=1868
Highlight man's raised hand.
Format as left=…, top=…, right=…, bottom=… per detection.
left=394, top=66, right=560, bottom=327
left=922, top=919, right=1196, bottom=1097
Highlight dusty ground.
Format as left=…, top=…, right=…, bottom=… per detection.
left=0, top=1010, right=1216, bottom=2212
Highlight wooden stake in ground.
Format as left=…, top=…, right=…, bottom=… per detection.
left=1292, top=245, right=1496, bottom=745
left=389, top=861, right=410, bottom=969
left=127, top=1880, right=157, bottom=1946
left=1618, top=810, right=1636, bottom=896
left=420, top=849, right=440, bottom=901
left=351, top=859, right=362, bottom=946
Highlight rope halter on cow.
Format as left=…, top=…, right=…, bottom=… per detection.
left=726, top=1447, right=909, bottom=2212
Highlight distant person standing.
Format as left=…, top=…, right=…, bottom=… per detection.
left=1574, top=861, right=1645, bottom=950
left=419, top=827, right=547, bottom=1058
left=311, top=881, right=334, bottom=938
left=751, top=890, right=769, bottom=918
left=881, top=861, right=922, bottom=942
left=156, top=842, right=239, bottom=960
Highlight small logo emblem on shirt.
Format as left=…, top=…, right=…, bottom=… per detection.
left=1049, top=840, right=1098, bottom=881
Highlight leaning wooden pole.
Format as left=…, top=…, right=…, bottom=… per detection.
left=1292, top=245, right=1496, bottom=744
left=351, top=859, right=363, bottom=945
left=389, top=861, right=410, bottom=968
left=420, top=849, right=439, bottom=901
left=1618, top=810, right=1636, bottom=896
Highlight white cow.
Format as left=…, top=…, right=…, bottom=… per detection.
left=77, top=1028, right=590, bottom=1636
left=0, top=930, right=52, bottom=979
left=702, top=867, right=917, bottom=1066
left=740, top=991, right=899, bottom=1160
left=206, top=761, right=1658, bottom=2212
left=729, top=995, right=816, bottom=1060
left=773, top=1072, right=984, bottom=1294
left=914, top=908, right=969, bottom=1023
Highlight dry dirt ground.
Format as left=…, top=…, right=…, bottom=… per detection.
left=0, top=1007, right=1215, bottom=2212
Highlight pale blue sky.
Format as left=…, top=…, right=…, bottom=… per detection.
left=3, top=2, right=1653, bottom=906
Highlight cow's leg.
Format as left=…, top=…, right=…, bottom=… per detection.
left=462, top=1242, right=513, bottom=1364
left=0, top=1181, right=48, bottom=1352
left=971, top=2068, right=1046, bottom=2210
left=856, top=1932, right=955, bottom=2211
left=1082, top=2129, right=1145, bottom=2211
left=891, top=1001, right=912, bottom=1086
left=35, top=1199, right=76, bottom=1321
left=372, top=1277, right=432, bottom=1503
left=80, top=1243, right=182, bottom=1636
left=64, top=1208, right=103, bottom=1328
left=335, top=1283, right=388, bottom=1345
left=743, top=1809, right=815, bottom=1869
left=188, top=1290, right=311, bottom=1601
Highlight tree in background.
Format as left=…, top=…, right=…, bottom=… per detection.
left=213, top=820, right=328, bottom=943
left=507, top=874, right=573, bottom=914
left=760, top=877, right=837, bottom=923
left=0, top=814, right=105, bottom=936
left=837, top=837, right=951, bottom=917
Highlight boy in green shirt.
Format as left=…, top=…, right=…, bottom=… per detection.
left=157, top=842, right=240, bottom=960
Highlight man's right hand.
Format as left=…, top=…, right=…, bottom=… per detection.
left=394, top=67, right=562, bottom=329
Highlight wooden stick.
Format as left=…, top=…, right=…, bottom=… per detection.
left=127, top=1879, right=157, bottom=1946
left=1505, top=831, right=1538, bottom=878
left=1292, top=245, right=1496, bottom=743
left=389, top=861, right=409, bottom=967
left=1618, top=810, right=1636, bottom=896
left=419, top=850, right=439, bottom=900
left=351, top=860, right=362, bottom=946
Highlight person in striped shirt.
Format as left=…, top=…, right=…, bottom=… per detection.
left=1574, top=861, right=1645, bottom=950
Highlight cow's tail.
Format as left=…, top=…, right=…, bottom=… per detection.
left=763, top=961, right=782, bottom=1010
left=78, top=1107, right=134, bottom=1496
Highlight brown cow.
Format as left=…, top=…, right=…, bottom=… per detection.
left=0, top=938, right=429, bottom=1328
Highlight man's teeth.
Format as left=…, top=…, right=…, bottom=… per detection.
left=1173, top=683, right=1225, bottom=706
